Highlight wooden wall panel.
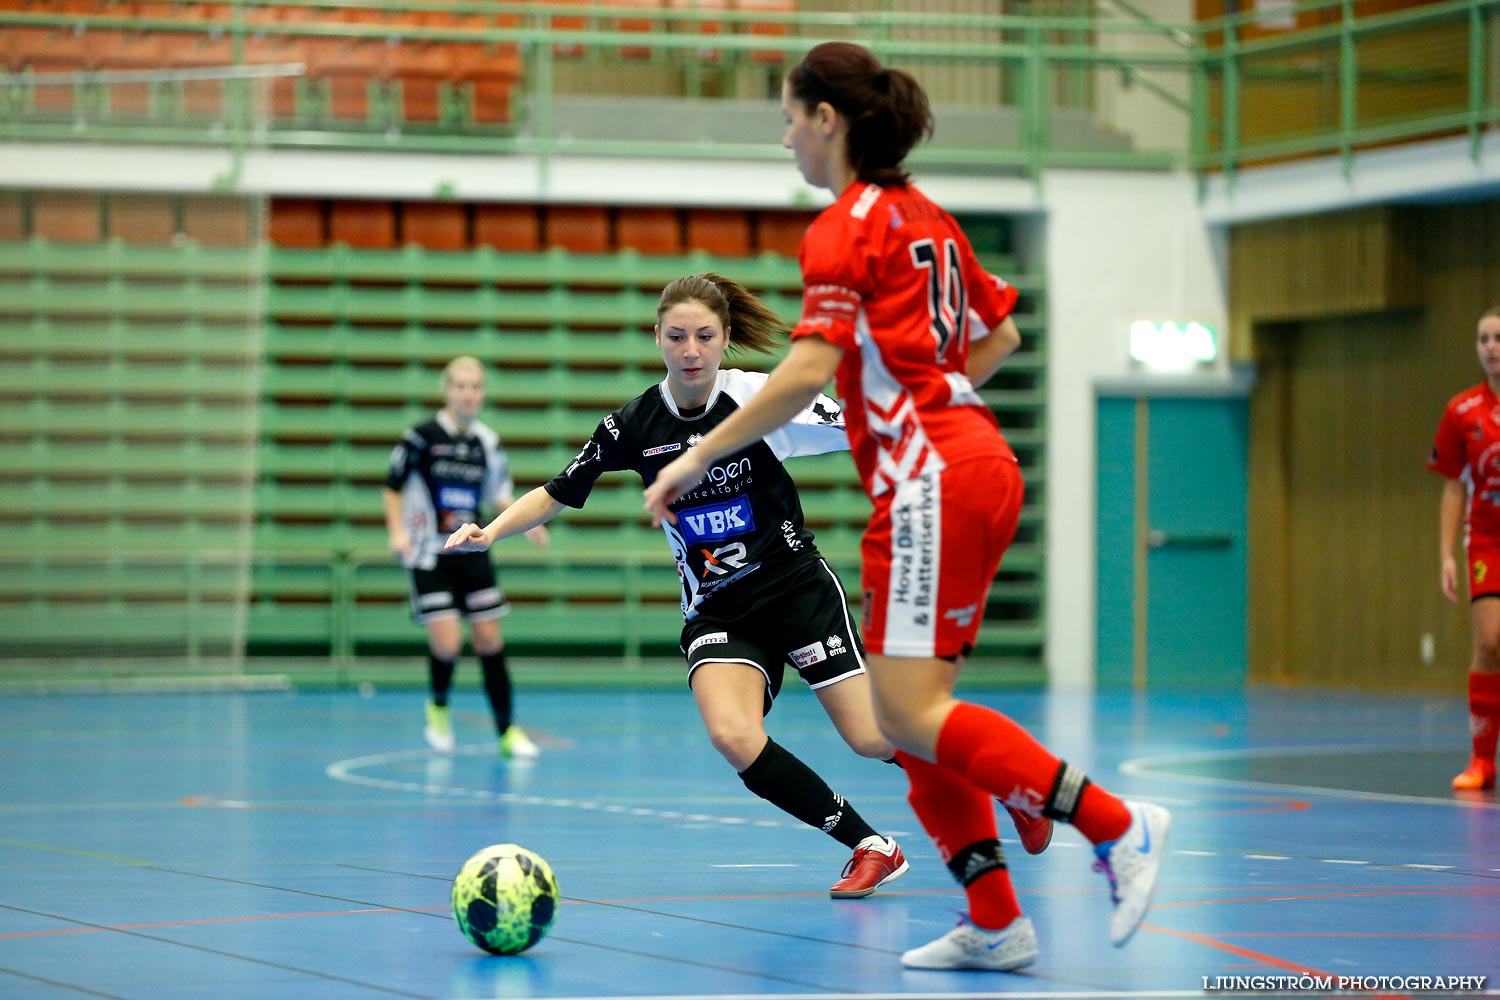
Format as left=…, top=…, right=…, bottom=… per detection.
left=1243, top=201, right=1500, bottom=691
left=1228, top=205, right=1419, bottom=361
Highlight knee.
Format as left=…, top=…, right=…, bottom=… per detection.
left=704, top=719, right=767, bottom=772
left=1476, top=635, right=1500, bottom=671
left=874, top=699, right=949, bottom=758
left=428, top=639, right=462, bottom=661
left=845, top=731, right=896, bottom=761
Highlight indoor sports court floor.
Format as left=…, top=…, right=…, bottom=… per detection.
left=2, top=678, right=1498, bottom=1000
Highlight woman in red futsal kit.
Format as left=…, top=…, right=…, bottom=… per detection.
left=644, top=42, right=1171, bottom=971
left=1430, top=305, right=1500, bottom=793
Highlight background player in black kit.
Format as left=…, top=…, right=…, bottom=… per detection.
left=443, top=274, right=909, bottom=897
left=382, top=356, right=549, bottom=759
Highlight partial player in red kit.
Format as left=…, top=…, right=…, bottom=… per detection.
left=645, top=41, right=1171, bottom=972
left=1429, top=306, right=1500, bottom=792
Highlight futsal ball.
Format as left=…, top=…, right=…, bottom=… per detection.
left=451, top=843, right=559, bottom=955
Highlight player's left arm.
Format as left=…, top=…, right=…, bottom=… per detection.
left=644, top=336, right=844, bottom=523
left=967, top=315, right=1021, bottom=388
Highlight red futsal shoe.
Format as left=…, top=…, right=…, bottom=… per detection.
left=1004, top=804, right=1055, bottom=856
left=830, top=836, right=908, bottom=898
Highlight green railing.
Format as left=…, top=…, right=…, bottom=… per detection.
left=0, top=0, right=1192, bottom=179
left=2, top=0, right=1493, bottom=179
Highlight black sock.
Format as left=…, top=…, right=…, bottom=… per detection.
left=428, top=655, right=455, bottom=707
left=737, top=738, right=879, bottom=850
left=479, top=650, right=513, bottom=734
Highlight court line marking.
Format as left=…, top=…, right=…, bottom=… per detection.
left=319, top=746, right=1491, bottom=874
left=1121, top=743, right=1500, bottom=808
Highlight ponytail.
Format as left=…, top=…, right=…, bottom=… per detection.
left=656, top=272, right=785, bottom=356
left=787, top=42, right=933, bottom=186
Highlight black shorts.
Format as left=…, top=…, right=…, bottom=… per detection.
left=680, top=558, right=866, bottom=716
left=407, top=550, right=510, bottom=625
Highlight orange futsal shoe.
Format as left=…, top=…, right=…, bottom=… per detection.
left=1451, top=756, right=1496, bottom=791
left=1004, top=804, right=1054, bottom=856
left=830, top=835, right=908, bottom=898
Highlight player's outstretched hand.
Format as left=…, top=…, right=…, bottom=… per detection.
left=643, top=453, right=709, bottom=527
left=524, top=525, right=550, bottom=550
left=445, top=522, right=492, bottom=553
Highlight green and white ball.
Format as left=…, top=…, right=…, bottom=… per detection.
left=451, top=844, right=559, bottom=955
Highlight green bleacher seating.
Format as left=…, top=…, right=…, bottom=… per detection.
left=2, top=220, right=1046, bottom=674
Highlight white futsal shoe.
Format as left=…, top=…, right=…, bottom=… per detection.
left=1092, top=800, right=1171, bottom=946
left=901, top=915, right=1038, bottom=971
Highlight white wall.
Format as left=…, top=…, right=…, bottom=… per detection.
left=1039, top=169, right=1230, bottom=692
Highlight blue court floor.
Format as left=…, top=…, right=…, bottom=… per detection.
left=1, top=678, right=1498, bottom=1000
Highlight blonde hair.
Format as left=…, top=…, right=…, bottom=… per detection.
left=656, top=273, right=785, bottom=356
left=441, top=355, right=485, bottom=387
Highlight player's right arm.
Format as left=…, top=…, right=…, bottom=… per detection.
left=381, top=488, right=412, bottom=560
left=447, top=410, right=629, bottom=551
left=445, top=486, right=566, bottom=552
left=1440, top=476, right=1466, bottom=603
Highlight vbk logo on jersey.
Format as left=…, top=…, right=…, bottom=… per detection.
left=438, top=486, right=478, bottom=511
left=677, top=496, right=755, bottom=543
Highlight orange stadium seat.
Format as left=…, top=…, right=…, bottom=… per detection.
left=0, top=194, right=25, bottom=242
left=431, top=6, right=523, bottom=126
left=686, top=209, right=751, bottom=256
left=474, top=204, right=541, bottom=252
left=109, top=195, right=176, bottom=245
left=329, top=199, right=397, bottom=249
left=402, top=201, right=468, bottom=251
left=616, top=207, right=683, bottom=255
left=32, top=192, right=103, bottom=244
left=181, top=197, right=253, bottom=246
left=608, top=0, right=662, bottom=60
left=734, top=0, right=793, bottom=64
left=670, top=0, right=727, bottom=61
left=545, top=205, right=611, bottom=254
left=756, top=210, right=815, bottom=256
left=269, top=198, right=327, bottom=248
left=549, top=0, right=588, bottom=58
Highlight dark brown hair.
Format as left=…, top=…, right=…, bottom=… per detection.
left=785, top=41, right=933, bottom=186
left=656, top=273, right=784, bottom=355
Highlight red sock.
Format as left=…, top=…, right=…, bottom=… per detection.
left=935, top=701, right=1131, bottom=845
left=897, top=750, right=1020, bottom=931
left=1470, top=672, right=1500, bottom=761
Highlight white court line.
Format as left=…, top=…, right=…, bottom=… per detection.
left=320, top=746, right=1483, bottom=873
left=444, top=993, right=1500, bottom=1000
left=1120, top=743, right=1500, bottom=809
left=324, top=745, right=802, bottom=831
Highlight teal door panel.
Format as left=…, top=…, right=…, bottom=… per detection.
left=1145, top=398, right=1247, bottom=690
left=1095, top=397, right=1137, bottom=689
left=1095, top=392, right=1248, bottom=691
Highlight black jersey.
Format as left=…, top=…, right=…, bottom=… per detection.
left=386, top=410, right=514, bottom=570
left=544, top=369, right=848, bottom=619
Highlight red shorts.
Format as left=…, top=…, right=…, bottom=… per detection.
left=1469, top=537, right=1500, bottom=600
left=860, top=456, right=1024, bottom=658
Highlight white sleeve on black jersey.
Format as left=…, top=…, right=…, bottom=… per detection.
left=473, top=421, right=514, bottom=508
left=384, top=429, right=425, bottom=490
left=544, top=411, right=630, bottom=509
left=718, top=369, right=849, bottom=462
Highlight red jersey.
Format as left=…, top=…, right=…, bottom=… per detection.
left=1429, top=381, right=1500, bottom=539
left=789, top=182, right=1020, bottom=498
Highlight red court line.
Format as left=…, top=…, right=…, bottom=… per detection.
left=1154, top=886, right=1500, bottom=909
left=0, top=906, right=451, bottom=940
left=1143, top=923, right=1332, bottom=977
left=1216, top=931, right=1500, bottom=938
left=1146, top=925, right=1417, bottom=1000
